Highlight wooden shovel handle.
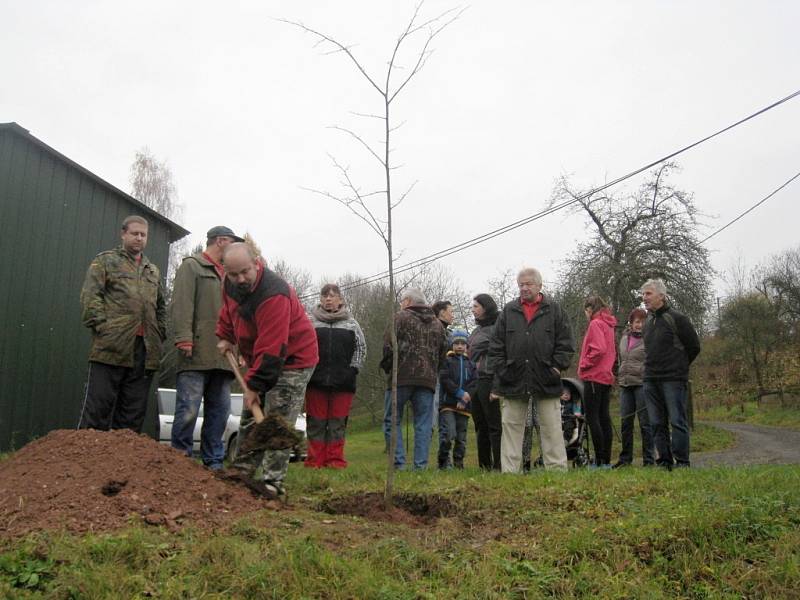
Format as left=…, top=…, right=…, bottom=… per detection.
left=225, top=351, right=265, bottom=423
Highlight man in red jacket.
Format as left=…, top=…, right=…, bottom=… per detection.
left=216, top=243, right=318, bottom=498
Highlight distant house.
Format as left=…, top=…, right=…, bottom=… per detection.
left=0, top=122, right=189, bottom=451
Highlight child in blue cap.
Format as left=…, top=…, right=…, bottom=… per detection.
left=438, top=329, right=477, bottom=469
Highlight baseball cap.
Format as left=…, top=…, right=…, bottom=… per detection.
left=206, top=226, right=244, bottom=242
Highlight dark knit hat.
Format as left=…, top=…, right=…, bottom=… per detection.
left=450, top=329, right=469, bottom=345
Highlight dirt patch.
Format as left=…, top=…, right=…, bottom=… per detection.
left=0, top=429, right=274, bottom=539
left=319, top=492, right=456, bottom=526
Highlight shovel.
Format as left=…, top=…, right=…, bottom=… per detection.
left=225, top=351, right=302, bottom=454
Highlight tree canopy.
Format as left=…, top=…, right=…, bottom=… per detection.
left=550, top=162, right=713, bottom=331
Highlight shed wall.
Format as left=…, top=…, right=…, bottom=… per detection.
left=0, top=129, right=173, bottom=450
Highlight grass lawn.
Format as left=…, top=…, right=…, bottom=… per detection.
left=3, top=422, right=797, bottom=599
left=696, top=400, right=800, bottom=430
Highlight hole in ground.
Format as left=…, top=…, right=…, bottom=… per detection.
left=101, top=480, right=128, bottom=497
left=319, top=492, right=456, bottom=524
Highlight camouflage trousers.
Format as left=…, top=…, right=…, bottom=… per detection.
left=233, top=367, right=313, bottom=489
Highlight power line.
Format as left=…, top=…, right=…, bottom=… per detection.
left=301, top=87, right=800, bottom=298
left=700, top=170, right=800, bottom=244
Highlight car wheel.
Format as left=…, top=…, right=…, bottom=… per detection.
left=226, top=434, right=238, bottom=463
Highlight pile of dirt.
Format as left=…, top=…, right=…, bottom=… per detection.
left=0, top=429, right=270, bottom=539
left=319, top=492, right=456, bottom=526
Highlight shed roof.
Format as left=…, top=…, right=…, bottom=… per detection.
left=0, top=122, right=190, bottom=242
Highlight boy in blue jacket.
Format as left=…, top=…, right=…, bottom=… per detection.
left=438, top=329, right=477, bottom=469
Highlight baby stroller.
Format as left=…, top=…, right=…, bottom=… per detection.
left=525, top=378, right=590, bottom=469
left=560, top=378, right=590, bottom=467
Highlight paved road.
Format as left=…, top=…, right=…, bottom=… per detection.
left=694, top=421, right=800, bottom=467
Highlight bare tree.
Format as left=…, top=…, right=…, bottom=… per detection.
left=486, top=267, right=518, bottom=308
left=242, top=232, right=263, bottom=260
left=761, top=245, right=800, bottom=324
left=130, top=147, right=187, bottom=290
left=550, top=162, right=713, bottom=331
left=283, top=2, right=463, bottom=508
left=272, top=258, right=315, bottom=304
left=396, top=262, right=473, bottom=330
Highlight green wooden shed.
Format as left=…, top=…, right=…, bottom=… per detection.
left=0, top=122, right=190, bottom=451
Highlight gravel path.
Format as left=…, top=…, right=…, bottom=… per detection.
left=694, top=421, right=800, bottom=466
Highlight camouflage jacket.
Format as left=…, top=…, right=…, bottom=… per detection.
left=382, top=305, right=448, bottom=392
left=80, top=246, right=167, bottom=370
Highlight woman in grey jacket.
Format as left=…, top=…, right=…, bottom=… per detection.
left=614, top=308, right=655, bottom=467
left=467, top=294, right=501, bottom=470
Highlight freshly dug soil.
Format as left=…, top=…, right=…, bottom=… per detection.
left=238, top=413, right=302, bottom=454
left=319, top=492, right=456, bottom=526
left=0, top=429, right=269, bottom=539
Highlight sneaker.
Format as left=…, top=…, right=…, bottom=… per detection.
left=612, top=461, right=631, bottom=469
left=217, top=468, right=282, bottom=500
left=261, top=482, right=284, bottom=500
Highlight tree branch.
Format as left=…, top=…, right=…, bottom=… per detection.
left=392, top=180, right=418, bottom=209
left=350, top=111, right=387, bottom=120
left=328, top=125, right=386, bottom=167
left=277, top=18, right=386, bottom=97
left=388, top=6, right=466, bottom=104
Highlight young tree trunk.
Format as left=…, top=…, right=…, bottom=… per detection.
left=384, top=98, right=399, bottom=510
left=282, top=3, right=464, bottom=512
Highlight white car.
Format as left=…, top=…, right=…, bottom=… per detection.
left=157, top=387, right=307, bottom=462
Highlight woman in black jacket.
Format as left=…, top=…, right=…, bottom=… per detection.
left=305, top=284, right=366, bottom=468
left=466, top=293, right=502, bottom=470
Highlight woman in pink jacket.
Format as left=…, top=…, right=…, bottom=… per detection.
left=578, top=296, right=618, bottom=468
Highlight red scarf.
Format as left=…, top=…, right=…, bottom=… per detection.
left=202, top=251, right=225, bottom=280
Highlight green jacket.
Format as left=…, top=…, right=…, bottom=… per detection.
left=80, top=246, right=167, bottom=370
left=171, top=253, right=232, bottom=373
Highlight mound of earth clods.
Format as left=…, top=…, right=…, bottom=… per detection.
left=0, top=429, right=268, bottom=539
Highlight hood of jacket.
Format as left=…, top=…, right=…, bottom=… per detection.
left=577, top=307, right=617, bottom=385
left=593, top=308, right=618, bottom=329
left=405, top=304, right=436, bottom=323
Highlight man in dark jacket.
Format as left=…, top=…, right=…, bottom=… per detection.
left=641, top=278, right=701, bottom=469
left=488, top=268, right=574, bottom=472
left=431, top=299, right=454, bottom=438
left=78, top=215, right=167, bottom=432
left=170, top=226, right=242, bottom=470
left=216, top=243, right=318, bottom=498
left=382, top=288, right=448, bottom=469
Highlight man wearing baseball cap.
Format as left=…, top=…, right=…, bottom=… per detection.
left=169, top=226, right=243, bottom=469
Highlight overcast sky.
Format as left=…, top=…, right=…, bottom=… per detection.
left=2, top=0, right=798, bottom=301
